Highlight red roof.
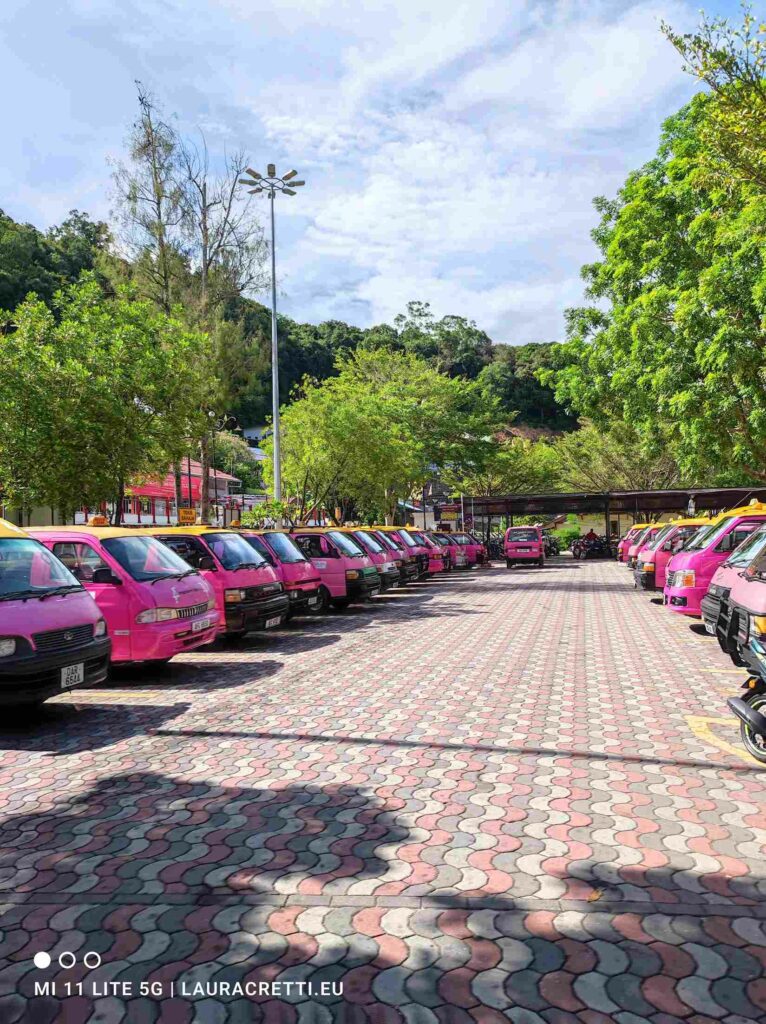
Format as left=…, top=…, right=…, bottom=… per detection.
left=127, top=460, right=239, bottom=501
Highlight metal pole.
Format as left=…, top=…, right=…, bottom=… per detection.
left=460, top=493, right=465, bottom=531
left=423, top=486, right=427, bottom=530
left=186, top=455, right=193, bottom=516
left=269, top=192, right=282, bottom=502
left=210, top=429, right=217, bottom=525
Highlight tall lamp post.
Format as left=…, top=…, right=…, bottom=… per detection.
left=238, top=165, right=305, bottom=502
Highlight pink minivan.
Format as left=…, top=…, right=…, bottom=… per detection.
left=634, top=518, right=708, bottom=591
left=342, top=529, right=402, bottom=590
left=701, top=524, right=766, bottom=652
left=452, top=532, right=484, bottom=567
left=148, top=527, right=289, bottom=638
left=406, top=530, right=446, bottom=575
left=617, top=525, right=646, bottom=563
left=664, top=503, right=766, bottom=616
left=376, top=527, right=429, bottom=579
left=369, top=530, right=419, bottom=584
left=626, top=524, right=664, bottom=569
left=0, top=519, right=109, bottom=705
left=239, top=530, right=322, bottom=616
left=504, top=526, right=544, bottom=568
left=31, top=527, right=218, bottom=665
left=291, top=528, right=381, bottom=609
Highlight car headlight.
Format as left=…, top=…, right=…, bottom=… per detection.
left=679, top=571, right=696, bottom=588
left=94, top=619, right=107, bottom=638
left=136, top=608, right=179, bottom=623
left=0, top=638, right=16, bottom=657
left=751, top=615, right=766, bottom=638
left=206, top=596, right=217, bottom=611
left=225, top=589, right=246, bottom=603
left=642, top=562, right=655, bottom=571
left=345, top=570, right=360, bottom=580
left=708, top=584, right=722, bottom=598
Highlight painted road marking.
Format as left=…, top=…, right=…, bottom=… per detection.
left=685, top=714, right=754, bottom=765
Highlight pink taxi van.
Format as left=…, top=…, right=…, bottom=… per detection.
left=701, top=524, right=766, bottom=654
left=31, top=527, right=218, bottom=664
left=406, top=529, right=446, bottom=574
left=664, top=502, right=766, bottom=617
left=369, top=530, right=419, bottom=584
left=374, top=527, right=429, bottom=578
left=0, top=519, right=109, bottom=705
left=626, top=523, right=664, bottom=569
left=340, top=528, right=402, bottom=590
left=148, top=526, right=289, bottom=638
left=290, top=528, right=381, bottom=609
left=504, top=526, right=544, bottom=568
left=452, top=532, right=484, bottom=567
left=633, top=518, right=708, bottom=591
left=239, top=530, right=322, bottom=615
left=617, top=525, right=647, bottom=563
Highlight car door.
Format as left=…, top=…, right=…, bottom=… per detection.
left=52, top=540, right=132, bottom=660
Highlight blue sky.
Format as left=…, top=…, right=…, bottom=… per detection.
left=0, top=0, right=743, bottom=343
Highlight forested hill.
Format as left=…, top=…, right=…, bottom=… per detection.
left=0, top=207, right=576, bottom=433
left=221, top=296, right=577, bottom=431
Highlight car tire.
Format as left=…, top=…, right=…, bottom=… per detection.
left=331, top=596, right=351, bottom=610
left=506, top=559, right=512, bottom=569
left=538, top=557, right=544, bottom=567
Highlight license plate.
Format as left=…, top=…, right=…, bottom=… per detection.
left=370, top=588, right=380, bottom=597
left=61, top=663, right=84, bottom=689
left=705, top=622, right=715, bottom=635
left=307, top=596, right=319, bottom=606
left=518, top=547, right=530, bottom=551
left=192, top=616, right=210, bottom=632
left=265, top=616, right=282, bottom=629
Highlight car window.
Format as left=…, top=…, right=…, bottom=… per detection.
left=157, top=535, right=210, bottom=568
left=52, top=541, right=108, bottom=582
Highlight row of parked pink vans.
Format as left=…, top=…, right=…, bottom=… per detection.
left=616, top=501, right=766, bottom=763
left=0, top=519, right=487, bottom=710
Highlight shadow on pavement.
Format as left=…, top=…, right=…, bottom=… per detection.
left=0, top=770, right=763, bottom=1020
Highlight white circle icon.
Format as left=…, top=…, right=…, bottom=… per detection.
left=58, top=952, right=76, bottom=969
left=83, top=951, right=101, bottom=969
left=33, top=952, right=51, bottom=969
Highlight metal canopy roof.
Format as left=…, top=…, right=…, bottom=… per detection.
left=465, top=486, right=766, bottom=518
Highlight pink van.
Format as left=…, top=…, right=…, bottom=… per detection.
left=617, top=525, right=646, bottom=563
left=342, top=529, right=402, bottom=590
left=664, top=503, right=766, bottom=617
left=634, top=519, right=708, bottom=591
left=239, top=530, right=322, bottom=615
left=452, top=532, right=484, bottom=567
left=504, top=526, right=544, bottom=568
left=429, top=532, right=466, bottom=570
left=149, top=527, right=289, bottom=638
left=291, top=528, right=381, bottom=609
left=379, top=528, right=429, bottom=578
left=701, top=524, right=766, bottom=652
left=31, top=527, right=218, bottom=665
left=0, top=519, right=109, bottom=705
left=626, top=524, right=663, bottom=569
left=406, top=530, right=446, bottom=574
left=369, top=530, right=419, bottom=584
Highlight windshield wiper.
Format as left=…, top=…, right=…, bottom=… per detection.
left=232, top=561, right=263, bottom=570
left=149, top=569, right=197, bottom=584
left=0, top=586, right=81, bottom=601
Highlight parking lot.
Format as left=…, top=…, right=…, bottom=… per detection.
left=1, top=557, right=765, bottom=1022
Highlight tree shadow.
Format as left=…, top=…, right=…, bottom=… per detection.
left=0, top=770, right=764, bottom=1020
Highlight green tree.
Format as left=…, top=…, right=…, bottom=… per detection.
left=443, top=436, right=560, bottom=497
left=211, top=430, right=263, bottom=493
left=478, top=343, right=578, bottom=429
left=543, top=99, right=766, bottom=483
left=549, top=420, right=683, bottom=492
left=0, top=278, right=211, bottom=521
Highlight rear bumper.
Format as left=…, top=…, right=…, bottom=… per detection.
left=0, top=638, right=111, bottom=705
left=225, top=593, right=290, bottom=633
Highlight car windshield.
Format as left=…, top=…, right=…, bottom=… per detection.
left=375, top=532, right=401, bottom=552
left=205, top=532, right=267, bottom=569
left=506, top=529, right=538, bottom=542
left=453, top=534, right=473, bottom=544
left=631, top=527, right=652, bottom=546
left=408, top=531, right=427, bottom=544
left=395, top=531, right=417, bottom=548
left=647, top=524, right=675, bottom=551
left=102, top=536, right=197, bottom=581
left=0, top=538, right=82, bottom=599
left=261, top=532, right=307, bottom=564
left=327, top=530, right=365, bottom=557
left=354, top=531, right=384, bottom=553
left=431, top=535, right=450, bottom=547
left=242, top=534, right=276, bottom=565
left=683, top=518, right=732, bottom=552
left=726, top=524, right=766, bottom=567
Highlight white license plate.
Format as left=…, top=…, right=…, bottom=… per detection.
left=705, top=622, right=716, bottom=635
left=265, top=616, right=282, bottom=629
left=370, top=588, right=380, bottom=597
left=307, top=596, right=319, bottom=606
left=61, top=663, right=84, bottom=689
left=192, top=617, right=211, bottom=632
left=517, top=547, right=530, bottom=551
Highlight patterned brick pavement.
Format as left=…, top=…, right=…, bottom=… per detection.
left=1, top=558, right=765, bottom=1022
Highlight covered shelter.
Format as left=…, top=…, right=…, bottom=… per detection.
left=465, top=486, right=766, bottom=540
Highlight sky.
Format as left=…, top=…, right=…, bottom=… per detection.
left=0, top=0, right=743, bottom=344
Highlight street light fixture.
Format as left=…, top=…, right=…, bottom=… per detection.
left=238, top=165, right=306, bottom=503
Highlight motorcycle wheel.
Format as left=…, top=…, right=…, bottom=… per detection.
left=740, top=691, right=766, bottom=763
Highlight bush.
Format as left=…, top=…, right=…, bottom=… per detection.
left=553, top=526, right=580, bottom=546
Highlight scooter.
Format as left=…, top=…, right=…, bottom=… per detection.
left=727, top=677, right=766, bottom=764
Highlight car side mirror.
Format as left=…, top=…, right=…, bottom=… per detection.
left=198, top=555, right=216, bottom=571
left=91, top=567, right=122, bottom=585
